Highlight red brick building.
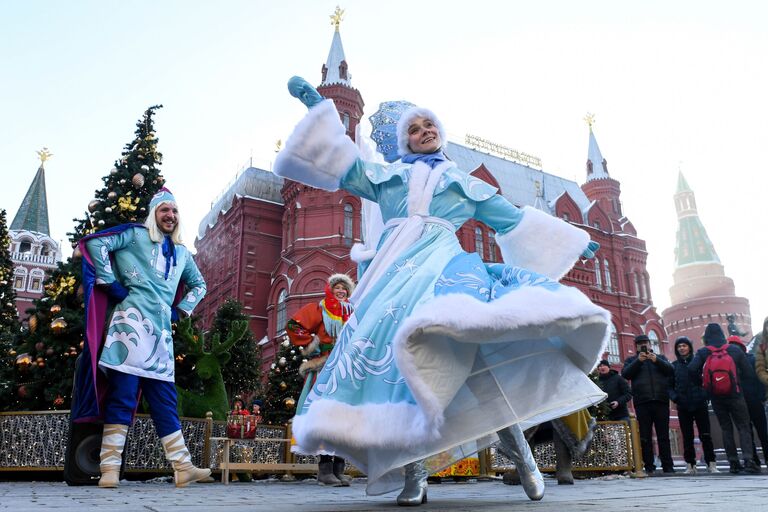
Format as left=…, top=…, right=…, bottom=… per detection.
left=662, top=172, right=752, bottom=343
left=193, top=24, right=666, bottom=376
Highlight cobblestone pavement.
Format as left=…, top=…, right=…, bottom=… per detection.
left=1, top=473, right=768, bottom=512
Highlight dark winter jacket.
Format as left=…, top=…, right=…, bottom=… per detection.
left=740, top=353, right=766, bottom=403
left=669, top=338, right=708, bottom=412
left=621, top=352, right=673, bottom=405
left=688, top=324, right=753, bottom=399
left=596, top=370, right=632, bottom=420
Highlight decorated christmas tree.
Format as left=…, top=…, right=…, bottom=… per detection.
left=0, top=209, right=21, bottom=410
left=261, top=335, right=304, bottom=426
left=1, top=106, right=166, bottom=411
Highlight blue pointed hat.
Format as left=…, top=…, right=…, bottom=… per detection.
left=149, top=187, right=176, bottom=209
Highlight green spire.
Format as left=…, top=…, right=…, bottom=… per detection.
left=11, top=164, right=50, bottom=236
left=673, top=172, right=720, bottom=267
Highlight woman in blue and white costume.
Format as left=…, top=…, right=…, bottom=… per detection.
left=274, top=77, right=609, bottom=506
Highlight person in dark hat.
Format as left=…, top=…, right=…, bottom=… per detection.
left=688, top=323, right=759, bottom=474
left=595, top=360, right=631, bottom=421
left=728, top=335, right=768, bottom=468
left=669, top=336, right=718, bottom=474
left=621, top=334, right=674, bottom=475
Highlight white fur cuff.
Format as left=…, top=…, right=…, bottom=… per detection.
left=496, top=206, right=589, bottom=280
left=350, top=243, right=376, bottom=263
left=274, top=100, right=360, bottom=191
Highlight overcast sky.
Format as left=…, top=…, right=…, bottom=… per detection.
left=2, top=0, right=766, bottom=333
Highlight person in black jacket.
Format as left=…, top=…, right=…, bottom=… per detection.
left=728, top=335, right=768, bottom=468
left=596, top=360, right=631, bottom=421
left=669, top=337, right=718, bottom=474
left=688, top=323, right=759, bottom=474
left=622, top=334, right=674, bottom=474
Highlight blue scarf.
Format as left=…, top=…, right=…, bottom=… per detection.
left=162, top=235, right=177, bottom=280
left=401, top=150, right=447, bottom=169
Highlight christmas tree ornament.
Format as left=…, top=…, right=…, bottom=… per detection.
left=281, top=339, right=290, bottom=348
left=37, top=360, right=45, bottom=368
left=17, top=385, right=28, bottom=398
left=110, top=167, right=118, bottom=174
left=50, top=304, right=61, bottom=314
left=46, top=348, right=54, bottom=356
left=28, top=315, right=38, bottom=333
left=141, top=164, right=150, bottom=171
left=284, top=397, right=296, bottom=409
left=53, top=395, right=65, bottom=407
left=279, top=381, right=287, bottom=391
left=278, top=357, right=287, bottom=366
left=108, top=191, right=117, bottom=199
left=50, top=317, right=68, bottom=334
left=132, top=173, right=145, bottom=188
left=104, top=207, right=113, bottom=213
left=119, top=179, right=127, bottom=185
left=8, top=349, right=16, bottom=356
left=88, top=199, right=101, bottom=212
left=15, top=353, right=31, bottom=367
left=35, top=341, right=45, bottom=352
left=98, top=220, right=105, bottom=226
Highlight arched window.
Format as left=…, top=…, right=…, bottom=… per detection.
left=28, top=269, right=45, bottom=293
left=487, top=233, right=496, bottom=263
left=13, top=268, right=27, bottom=290
left=343, top=203, right=354, bottom=246
left=632, top=273, right=640, bottom=298
left=40, top=244, right=50, bottom=257
left=644, top=274, right=652, bottom=302
left=594, top=260, right=602, bottom=288
left=276, top=289, right=288, bottom=335
left=603, top=259, right=612, bottom=292
left=639, top=275, right=647, bottom=301
left=19, top=241, right=32, bottom=253
left=648, top=330, right=661, bottom=353
left=607, top=324, right=620, bottom=364
left=342, top=112, right=350, bottom=132
left=474, top=227, right=484, bottom=260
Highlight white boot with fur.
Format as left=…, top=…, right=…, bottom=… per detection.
left=98, top=424, right=128, bottom=488
left=161, top=430, right=211, bottom=487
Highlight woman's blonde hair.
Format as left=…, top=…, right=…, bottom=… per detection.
left=144, top=201, right=184, bottom=245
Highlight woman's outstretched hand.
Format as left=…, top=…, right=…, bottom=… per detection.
left=581, top=240, right=600, bottom=260
left=288, top=76, right=324, bottom=109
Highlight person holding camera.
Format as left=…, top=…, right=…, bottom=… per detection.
left=621, top=334, right=674, bottom=475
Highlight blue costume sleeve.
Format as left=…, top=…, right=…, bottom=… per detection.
left=339, top=159, right=384, bottom=202
left=84, top=228, right=136, bottom=285
left=473, top=194, right=524, bottom=235
left=176, top=254, right=207, bottom=316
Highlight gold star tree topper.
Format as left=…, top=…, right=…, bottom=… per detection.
left=37, top=147, right=53, bottom=166
left=330, top=6, right=344, bottom=31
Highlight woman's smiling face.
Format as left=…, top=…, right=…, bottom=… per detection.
left=407, top=117, right=441, bottom=154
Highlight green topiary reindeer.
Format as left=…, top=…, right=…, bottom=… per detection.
left=174, top=317, right=248, bottom=420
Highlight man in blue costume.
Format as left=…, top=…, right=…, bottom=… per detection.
left=74, top=188, right=210, bottom=488
left=273, top=77, right=609, bottom=506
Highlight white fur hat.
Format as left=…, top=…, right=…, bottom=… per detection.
left=396, top=107, right=446, bottom=158
left=328, top=273, right=355, bottom=294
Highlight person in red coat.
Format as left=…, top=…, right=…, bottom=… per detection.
left=286, top=274, right=355, bottom=486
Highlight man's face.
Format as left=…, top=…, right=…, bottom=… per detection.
left=597, top=364, right=610, bottom=375
left=155, top=203, right=178, bottom=234
left=677, top=343, right=690, bottom=357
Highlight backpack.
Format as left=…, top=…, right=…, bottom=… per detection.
left=702, top=345, right=740, bottom=396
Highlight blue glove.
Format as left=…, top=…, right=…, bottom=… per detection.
left=171, top=307, right=180, bottom=323
left=287, top=76, right=324, bottom=109
left=581, top=240, right=600, bottom=260
left=106, top=281, right=129, bottom=302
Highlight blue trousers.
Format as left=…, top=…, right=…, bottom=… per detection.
left=103, top=369, right=181, bottom=437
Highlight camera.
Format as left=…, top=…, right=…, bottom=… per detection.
left=640, top=346, right=648, bottom=354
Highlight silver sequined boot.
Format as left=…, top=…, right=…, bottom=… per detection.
left=396, top=459, right=428, bottom=506
left=497, top=424, right=545, bottom=500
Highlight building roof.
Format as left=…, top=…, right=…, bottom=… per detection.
left=673, top=171, right=721, bottom=267
left=321, top=27, right=351, bottom=86
left=197, top=167, right=284, bottom=240
left=11, top=164, right=50, bottom=236
left=585, top=128, right=609, bottom=182
left=445, top=141, right=591, bottom=213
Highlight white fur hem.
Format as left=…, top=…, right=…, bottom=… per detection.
left=496, top=206, right=589, bottom=280
left=274, top=100, right=359, bottom=191
left=292, top=399, right=438, bottom=449
left=393, top=286, right=610, bottom=431
left=350, top=243, right=376, bottom=263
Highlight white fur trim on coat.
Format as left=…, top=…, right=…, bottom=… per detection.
left=274, top=100, right=360, bottom=191
left=496, top=206, right=590, bottom=280
left=350, top=243, right=376, bottom=263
